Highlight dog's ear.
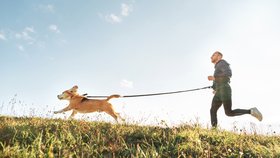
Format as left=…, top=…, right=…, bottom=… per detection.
left=72, top=85, right=78, bottom=89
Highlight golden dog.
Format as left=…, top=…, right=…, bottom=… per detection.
left=54, top=85, right=123, bottom=122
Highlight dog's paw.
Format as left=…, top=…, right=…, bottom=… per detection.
left=116, top=117, right=125, bottom=124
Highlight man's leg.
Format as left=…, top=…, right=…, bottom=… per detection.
left=223, top=99, right=250, bottom=116
left=221, top=87, right=262, bottom=120
left=210, top=96, right=222, bottom=127
left=221, top=85, right=250, bottom=116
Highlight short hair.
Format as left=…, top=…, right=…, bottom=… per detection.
left=214, top=51, right=223, bottom=58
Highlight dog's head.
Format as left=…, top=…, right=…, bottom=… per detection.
left=57, top=85, right=78, bottom=100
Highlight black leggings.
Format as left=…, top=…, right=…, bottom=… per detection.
left=210, top=84, right=250, bottom=127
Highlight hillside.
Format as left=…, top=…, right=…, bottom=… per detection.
left=0, top=116, right=279, bottom=157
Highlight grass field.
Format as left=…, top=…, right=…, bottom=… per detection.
left=0, top=116, right=279, bottom=157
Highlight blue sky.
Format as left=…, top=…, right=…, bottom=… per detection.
left=1, top=0, right=280, bottom=133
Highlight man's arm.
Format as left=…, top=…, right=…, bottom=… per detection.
left=208, top=76, right=215, bottom=81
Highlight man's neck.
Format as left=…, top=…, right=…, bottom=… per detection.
left=214, top=59, right=221, bottom=65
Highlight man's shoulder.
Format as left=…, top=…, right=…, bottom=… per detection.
left=217, top=59, right=230, bottom=66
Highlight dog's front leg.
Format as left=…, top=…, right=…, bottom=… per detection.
left=69, top=110, right=77, bottom=119
left=54, top=105, right=72, bottom=114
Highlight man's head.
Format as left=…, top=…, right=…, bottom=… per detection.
left=211, top=51, right=223, bottom=64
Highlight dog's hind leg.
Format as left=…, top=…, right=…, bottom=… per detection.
left=104, top=109, right=119, bottom=122
left=116, top=112, right=125, bottom=122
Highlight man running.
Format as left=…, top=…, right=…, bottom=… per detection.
left=208, top=51, right=263, bottom=127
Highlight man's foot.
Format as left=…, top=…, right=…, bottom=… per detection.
left=250, top=107, right=263, bottom=121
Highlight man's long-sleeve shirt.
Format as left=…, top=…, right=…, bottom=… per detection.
left=214, top=59, right=232, bottom=78
left=212, top=59, right=232, bottom=90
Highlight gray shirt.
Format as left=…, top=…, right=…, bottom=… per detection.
left=212, top=59, right=232, bottom=89
left=214, top=59, right=232, bottom=78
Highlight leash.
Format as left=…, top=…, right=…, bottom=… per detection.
left=86, top=86, right=212, bottom=98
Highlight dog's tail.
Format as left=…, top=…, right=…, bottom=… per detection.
left=106, top=94, right=121, bottom=101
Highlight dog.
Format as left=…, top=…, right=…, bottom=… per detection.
left=54, top=85, right=124, bottom=122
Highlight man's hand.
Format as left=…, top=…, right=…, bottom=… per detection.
left=208, top=76, right=215, bottom=81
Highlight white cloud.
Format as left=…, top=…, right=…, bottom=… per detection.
left=46, top=4, right=55, bottom=12
left=106, top=14, right=122, bottom=23
left=0, top=32, right=6, bottom=41
left=2, top=27, right=46, bottom=51
left=121, top=3, right=133, bottom=17
left=24, top=27, right=35, bottom=33
left=21, top=31, right=33, bottom=41
left=103, top=3, right=133, bottom=24
left=17, top=45, right=25, bottom=51
left=15, top=27, right=36, bottom=43
left=120, top=79, right=134, bottom=88
left=49, top=24, right=60, bottom=33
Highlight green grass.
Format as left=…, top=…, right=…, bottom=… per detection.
left=0, top=116, right=279, bottom=158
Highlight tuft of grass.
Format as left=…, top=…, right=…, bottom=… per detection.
left=0, top=116, right=279, bottom=157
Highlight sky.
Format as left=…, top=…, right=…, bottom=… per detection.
left=1, top=0, right=280, bottom=134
